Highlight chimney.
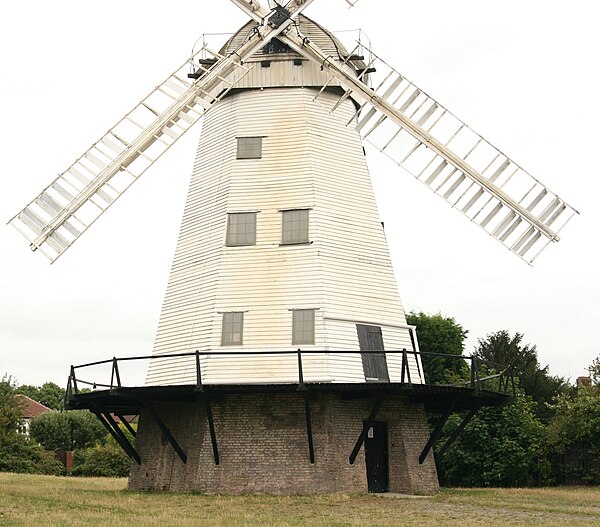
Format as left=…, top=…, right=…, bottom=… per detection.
left=576, top=376, right=591, bottom=387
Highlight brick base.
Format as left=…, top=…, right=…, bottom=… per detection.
left=128, top=393, right=439, bottom=494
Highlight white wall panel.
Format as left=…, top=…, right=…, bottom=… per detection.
left=146, top=61, right=423, bottom=386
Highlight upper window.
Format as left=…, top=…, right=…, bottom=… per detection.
left=226, top=212, right=256, bottom=247
left=262, top=38, right=292, bottom=55
left=237, top=137, right=262, bottom=159
left=221, top=312, right=244, bottom=346
left=282, top=209, right=309, bottom=245
left=292, top=309, right=315, bottom=345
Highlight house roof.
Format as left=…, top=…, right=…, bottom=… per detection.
left=17, top=394, right=53, bottom=418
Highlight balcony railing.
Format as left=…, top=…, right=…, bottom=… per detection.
left=65, top=349, right=515, bottom=400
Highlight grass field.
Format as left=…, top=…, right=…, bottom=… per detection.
left=0, top=473, right=599, bottom=526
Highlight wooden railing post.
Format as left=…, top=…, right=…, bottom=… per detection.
left=297, top=349, right=305, bottom=390
left=70, top=365, right=79, bottom=393
left=112, top=357, right=121, bottom=388
left=401, top=348, right=412, bottom=385
left=471, top=356, right=481, bottom=394
left=195, top=350, right=203, bottom=392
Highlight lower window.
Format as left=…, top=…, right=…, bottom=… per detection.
left=292, top=309, right=315, bottom=345
left=221, top=312, right=244, bottom=346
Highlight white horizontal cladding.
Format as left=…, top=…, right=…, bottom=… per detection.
left=146, top=86, right=414, bottom=386
left=201, top=348, right=330, bottom=385
left=323, top=318, right=424, bottom=384
left=145, top=349, right=331, bottom=387
left=224, top=59, right=351, bottom=91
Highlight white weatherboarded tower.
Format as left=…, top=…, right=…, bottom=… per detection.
left=10, top=0, right=577, bottom=495
left=146, top=17, right=420, bottom=387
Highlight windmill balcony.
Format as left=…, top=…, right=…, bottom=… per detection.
left=65, top=349, right=514, bottom=409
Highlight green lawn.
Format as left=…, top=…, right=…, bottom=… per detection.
left=0, top=473, right=599, bottom=526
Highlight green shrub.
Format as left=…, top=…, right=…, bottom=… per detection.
left=436, top=395, right=548, bottom=487
left=72, top=443, right=131, bottom=477
left=0, top=438, right=64, bottom=475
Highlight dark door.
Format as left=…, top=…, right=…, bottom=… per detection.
left=365, top=420, right=389, bottom=492
left=357, top=324, right=390, bottom=382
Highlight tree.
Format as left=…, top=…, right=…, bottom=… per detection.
left=590, top=355, right=600, bottom=387
left=546, top=354, right=600, bottom=484
left=548, top=387, right=600, bottom=455
left=0, top=376, right=63, bottom=475
left=474, top=331, right=568, bottom=420
left=437, top=395, right=548, bottom=487
left=0, top=376, right=22, bottom=441
left=16, top=382, right=65, bottom=411
left=406, top=312, right=469, bottom=384
left=29, top=410, right=105, bottom=451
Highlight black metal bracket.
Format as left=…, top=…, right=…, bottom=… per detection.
left=418, top=401, right=456, bottom=464
left=303, top=392, right=315, bottom=464
left=349, top=397, right=384, bottom=464
left=92, top=408, right=141, bottom=465
left=204, top=396, right=220, bottom=465
left=436, top=407, right=478, bottom=460
left=143, top=401, right=187, bottom=464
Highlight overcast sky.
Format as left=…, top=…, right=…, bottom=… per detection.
left=1, top=0, right=598, bottom=388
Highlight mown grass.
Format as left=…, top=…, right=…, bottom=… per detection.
left=0, top=473, right=598, bottom=526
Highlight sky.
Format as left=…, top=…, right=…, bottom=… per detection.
left=1, top=0, right=598, bottom=388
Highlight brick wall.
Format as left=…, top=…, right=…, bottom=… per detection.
left=128, top=393, right=439, bottom=494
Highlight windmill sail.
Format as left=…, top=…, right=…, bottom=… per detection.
left=9, top=47, right=249, bottom=262
left=279, top=34, right=578, bottom=264
left=9, top=0, right=316, bottom=262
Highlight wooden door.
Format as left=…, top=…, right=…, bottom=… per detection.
left=365, top=420, right=389, bottom=492
left=357, top=324, right=390, bottom=382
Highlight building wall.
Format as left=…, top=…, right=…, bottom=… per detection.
left=146, top=87, right=422, bottom=386
left=128, top=394, right=439, bottom=495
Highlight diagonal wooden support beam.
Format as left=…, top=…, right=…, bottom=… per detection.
left=349, top=397, right=384, bottom=465
left=204, top=396, right=220, bottom=465
left=304, top=393, right=315, bottom=464
left=436, top=407, right=478, bottom=460
left=116, top=413, right=137, bottom=438
left=92, top=409, right=141, bottom=465
left=418, top=401, right=456, bottom=464
left=143, top=401, right=187, bottom=464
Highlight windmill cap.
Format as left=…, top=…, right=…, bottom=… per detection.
left=221, top=14, right=365, bottom=70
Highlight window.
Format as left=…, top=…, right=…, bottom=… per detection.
left=262, top=38, right=292, bottom=55
left=226, top=212, right=256, bottom=246
left=282, top=209, right=309, bottom=245
left=237, top=137, right=262, bottom=159
left=221, top=312, right=244, bottom=346
left=292, top=309, right=315, bottom=345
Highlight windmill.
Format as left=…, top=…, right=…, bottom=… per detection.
left=8, top=0, right=577, bottom=494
